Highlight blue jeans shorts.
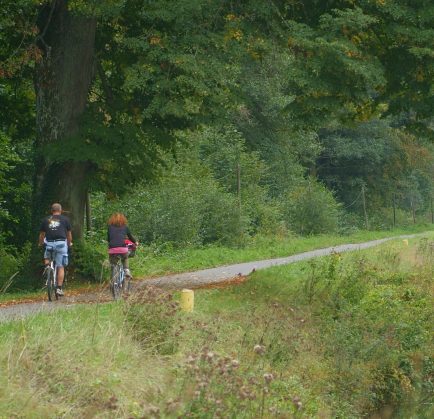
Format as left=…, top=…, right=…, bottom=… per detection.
left=44, top=240, right=69, bottom=267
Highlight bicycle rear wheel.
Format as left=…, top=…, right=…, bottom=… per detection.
left=45, top=268, right=55, bottom=302
left=110, top=263, right=122, bottom=300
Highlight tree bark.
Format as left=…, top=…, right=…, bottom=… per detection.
left=33, top=0, right=96, bottom=239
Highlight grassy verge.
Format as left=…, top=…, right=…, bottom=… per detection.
left=1, top=234, right=433, bottom=417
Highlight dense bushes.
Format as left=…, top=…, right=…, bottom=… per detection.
left=283, top=180, right=341, bottom=235
left=0, top=243, right=19, bottom=291
left=0, top=237, right=30, bottom=291
left=85, top=123, right=432, bottom=258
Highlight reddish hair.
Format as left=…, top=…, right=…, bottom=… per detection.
left=108, top=213, right=127, bottom=227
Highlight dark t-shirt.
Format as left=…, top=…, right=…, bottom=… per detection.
left=107, top=225, right=136, bottom=248
left=40, top=215, right=71, bottom=241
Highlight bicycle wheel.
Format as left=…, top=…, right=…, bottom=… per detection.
left=110, top=263, right=122, bottom=300
left=45, top=267, right=55, bottom=302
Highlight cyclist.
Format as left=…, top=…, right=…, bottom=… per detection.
left=107, top=213, right=138, bottom=279
left=38, top=202, right=72, bottom=296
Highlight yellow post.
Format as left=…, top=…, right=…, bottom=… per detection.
left=180, top=289, right=194, bottom=312
left=403, top=239, right=409, bottom=246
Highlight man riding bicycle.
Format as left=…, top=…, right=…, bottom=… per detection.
left=38, top=203, right=72, bottom=296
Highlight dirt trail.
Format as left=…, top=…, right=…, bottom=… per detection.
left=0, top=233, right=427, bottom=322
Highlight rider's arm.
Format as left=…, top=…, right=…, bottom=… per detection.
left=67, top=230, right=72, bottom=247
left=38, top=231, right=45, bottom=247
left=126, top=227, right=138, bottom=245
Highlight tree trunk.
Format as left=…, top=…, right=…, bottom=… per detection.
left=33, top=0, right=96, bottom=239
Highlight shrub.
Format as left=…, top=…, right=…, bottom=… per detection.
left=0, top=244, right=19, bottom=291
left=0, top=238, right=30, bottom=291
left=282, top=179, right=341, bottom=235
left=72, top=236, right=107, bottom=281
left=125, top=165, right=247, bottom=247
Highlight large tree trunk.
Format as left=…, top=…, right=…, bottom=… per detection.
left=33, top=0, right=96, bottom=239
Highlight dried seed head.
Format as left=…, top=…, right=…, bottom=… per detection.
left=231, top=359, right=240, bottom=368
left=186, top=355, right=196, bottom=364
left=263, top=373, right=274, bottom=383
left=254, top=344, right=266, bottom=355
left=292, top=396, right=303, bottom=410
left=148, top=405, right=160, bottom=414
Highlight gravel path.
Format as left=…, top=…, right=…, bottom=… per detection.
left=0, top=233, right=427, bottom=322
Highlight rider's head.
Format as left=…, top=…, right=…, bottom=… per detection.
left=51, top=203, right=62, bottom=214
left=108, top=213, right=127, bottom=227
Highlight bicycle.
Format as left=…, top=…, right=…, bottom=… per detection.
left=109, top=242, right=136, bottom=300
left=109, top=255, right=131, bottom=300
left=42, top=243, right=70, bottom=301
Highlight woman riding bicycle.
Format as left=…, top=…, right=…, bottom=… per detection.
left=107, top=213, right=138, bottom=279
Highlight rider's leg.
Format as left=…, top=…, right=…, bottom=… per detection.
left=122, top=255, right=131, bottom=277
left=57, top=266, right=65, bottom=287
left=54, top=243, right=68, bottom=292
left=109, top=254, right=117, bottom=277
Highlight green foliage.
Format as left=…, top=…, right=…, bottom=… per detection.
left=0, top=131, right=17, bottom=223
left=283, top=179, right=341, bottom=235
left=71, top=238, right=107, bottom=281
left=0, top=242, right=19, bottom=291
left=318, top=119, right=434, bottom=221
left=0, top=238, right=30, bottom=291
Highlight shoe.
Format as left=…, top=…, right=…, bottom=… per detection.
left=124, top=269, right=132, bottom=278
left=56, top=288, right=64, bottom=296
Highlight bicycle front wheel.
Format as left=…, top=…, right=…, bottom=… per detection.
left=45, top=268, right=55, bottom=302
